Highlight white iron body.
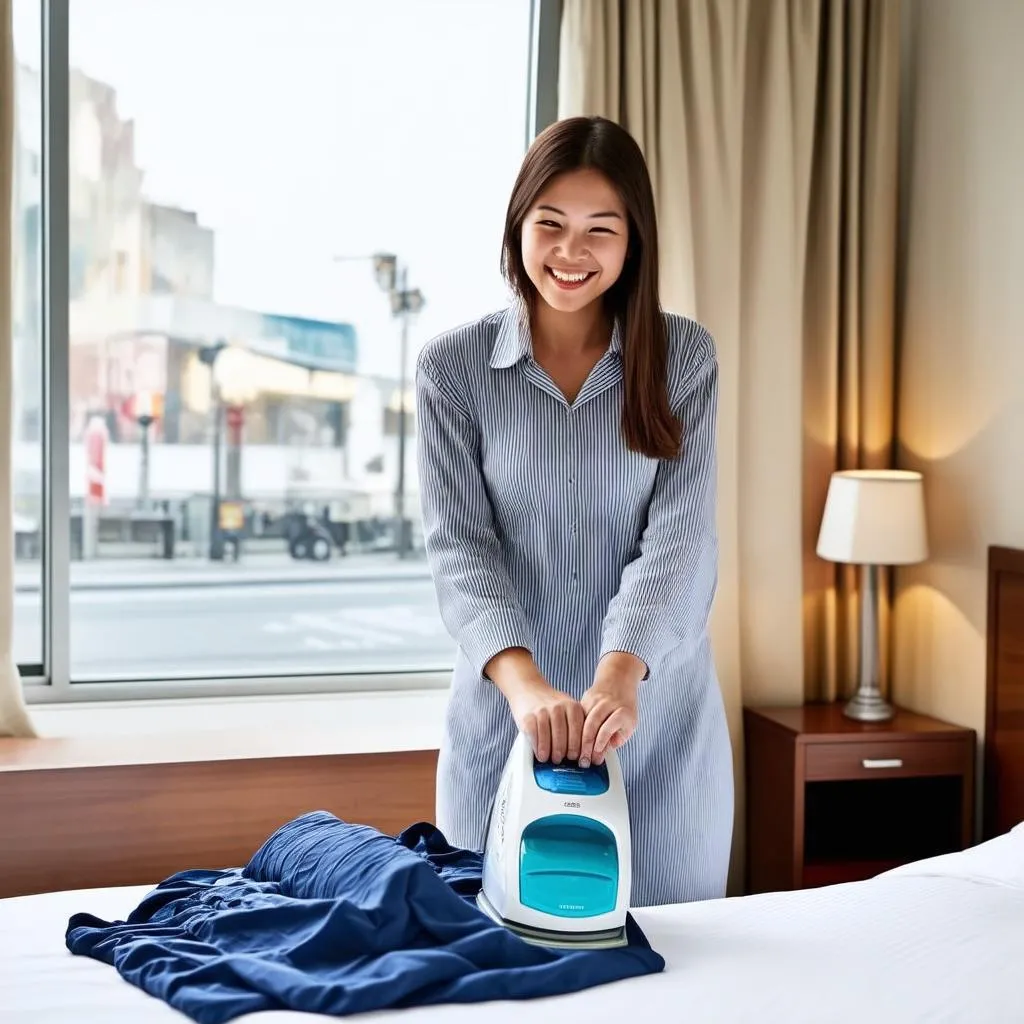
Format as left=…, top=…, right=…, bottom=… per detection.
left=477, top=732, right=632, bottom=950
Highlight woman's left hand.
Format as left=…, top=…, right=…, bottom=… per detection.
left=578, top=653, right=645, bottom=768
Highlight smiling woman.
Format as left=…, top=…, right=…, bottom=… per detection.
left=518, top=169, right=630, bottom=404
left=416, top=114, right=733, bottom=909
left=501, top=116, right=680, bottom=460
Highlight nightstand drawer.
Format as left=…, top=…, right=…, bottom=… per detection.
left=804, top=739, right=968, bottom=781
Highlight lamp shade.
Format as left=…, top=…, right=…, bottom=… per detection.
left=816, top=470, right=928, bottom=565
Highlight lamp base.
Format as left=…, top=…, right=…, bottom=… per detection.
left=843, top=688, right=895, bottom=722
left=843, top=561, right=895, bottom=722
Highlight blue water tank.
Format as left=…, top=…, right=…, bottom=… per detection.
left=519, top=814, right=618, bottom=918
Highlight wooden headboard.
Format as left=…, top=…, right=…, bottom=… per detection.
left=985, top=545, right=1024, bottom=839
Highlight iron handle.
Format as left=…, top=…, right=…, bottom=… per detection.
left=862, top=757, right=904, bottom=769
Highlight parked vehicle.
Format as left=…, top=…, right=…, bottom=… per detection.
left=285, top=513, right=335, bottom=561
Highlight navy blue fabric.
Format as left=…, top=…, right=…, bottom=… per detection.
left=65, top=811, right=664, bottom=1022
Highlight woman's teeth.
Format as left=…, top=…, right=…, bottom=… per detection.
left=547, top=267, right=594, bottom=288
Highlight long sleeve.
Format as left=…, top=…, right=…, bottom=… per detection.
left=600, top=337, right=719, bottom=676
left=415, top=352, right=535, bottom=679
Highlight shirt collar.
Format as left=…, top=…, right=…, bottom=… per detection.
left=490, top=301, right=532, bottom=369
left=490, top=301, right=623, bottom=369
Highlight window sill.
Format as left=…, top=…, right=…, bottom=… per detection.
left=19, top=686, right=448, bottom=763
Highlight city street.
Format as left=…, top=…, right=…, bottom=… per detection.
left=13, top=573, right=457, bottom=680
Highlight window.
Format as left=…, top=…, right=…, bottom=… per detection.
left=11, top=0, right=43, bottom=674
left=16, top=0, right=555, bottom=695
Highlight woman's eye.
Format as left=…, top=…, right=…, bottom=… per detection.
left=537, top=220, right=561, bottom=228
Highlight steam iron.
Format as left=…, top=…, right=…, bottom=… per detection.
left=477, top=732, right=631, bottom=950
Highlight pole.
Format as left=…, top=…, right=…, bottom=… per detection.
left=137, top=414, right=153, bottom=508
left=198, top=341, right=227, bottom=560
left=209, top=381, right=223, bottom=561
left=395, top=266, right=409, bottom=560
left=225, top=407, right=243, bottom=500
left=83, top=414, right=107, bottom=560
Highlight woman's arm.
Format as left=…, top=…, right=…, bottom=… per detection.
left=599, top=333, right=719, bottom=678
left=414, top=350, right=536, bottom=681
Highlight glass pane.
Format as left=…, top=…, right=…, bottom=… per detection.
left=11, top=0, right=43, bottom=672
left=66, top=0, right=533, bottom=681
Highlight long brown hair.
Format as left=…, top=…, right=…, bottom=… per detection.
left=501, top=115, right=681, bottom=460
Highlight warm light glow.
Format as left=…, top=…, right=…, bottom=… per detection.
left=309, top=371, right=357, bottom=403
left=181, top=346, right=359, bottom=412
left=182, top=354, right=211, bottom=414
left=891, top=579, right=986, bottom=731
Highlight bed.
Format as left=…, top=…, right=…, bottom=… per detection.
left=3, top=545, right=1023, bottom=1023
left=0, top=824, right=1021, bottom=1023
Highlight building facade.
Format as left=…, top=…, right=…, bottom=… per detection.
left=12, top=62, right=416, bottom=539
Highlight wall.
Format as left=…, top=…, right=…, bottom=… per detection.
left=893, top=0, right=1024, bottom=739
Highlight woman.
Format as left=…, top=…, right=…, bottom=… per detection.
left=414, top=115, right=733, bottom=907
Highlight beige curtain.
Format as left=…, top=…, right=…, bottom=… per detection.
left=1, top=0, right=36, bottom=738
left=801, top=1, right=901, bottom=703
left=559, top=0, right=900, bottom=891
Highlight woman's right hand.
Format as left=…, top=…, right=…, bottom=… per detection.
left=507, top=678, right=586, bottom=764
left=484, top=648, right=584, bottom=764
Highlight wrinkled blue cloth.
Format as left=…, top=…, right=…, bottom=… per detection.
left=65, top=811, right=664, bottom=1022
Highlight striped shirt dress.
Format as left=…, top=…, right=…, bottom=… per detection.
left=414, top=303, right=734, bottom=908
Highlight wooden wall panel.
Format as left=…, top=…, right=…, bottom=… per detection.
left=986, top=546, right=1024, bottom=839
left=0, top=746, right=438, bottom=898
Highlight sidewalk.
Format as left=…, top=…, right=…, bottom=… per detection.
left=13, top=551, right=433, bottom=592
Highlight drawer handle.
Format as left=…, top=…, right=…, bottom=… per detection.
left=862, top=758, right=904, bottom=769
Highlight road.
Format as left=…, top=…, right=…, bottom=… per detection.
left=13, top=577, right=457, bottom=680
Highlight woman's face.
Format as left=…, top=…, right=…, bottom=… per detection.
left=520, top=168, right=630, bottom=314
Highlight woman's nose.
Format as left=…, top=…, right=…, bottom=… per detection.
left=557, top=234, right=589, bottom=261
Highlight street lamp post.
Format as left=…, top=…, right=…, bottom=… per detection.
left=394, top=266, right=412, bottom=560
left=336, top=252, right=424, bottom=560
left=133, top=389, right=163, bottom=510
left=136, top=406, right=154, bottom=508
left=198, top=340, right=227, bottom=560
left=374, top=256, right=424, bottom=560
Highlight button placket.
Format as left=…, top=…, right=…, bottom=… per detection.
left=567, top=406, right=579, bottom=585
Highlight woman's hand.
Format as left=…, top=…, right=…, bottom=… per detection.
left=579, top=652, right=644, bottom=767
left=485, top=648, right=585, bottom=764
left=506, top=679, right=586, bottom=765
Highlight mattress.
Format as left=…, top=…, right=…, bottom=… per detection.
left=2, top=823, right=1022, bottom=1024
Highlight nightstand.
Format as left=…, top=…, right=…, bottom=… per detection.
left=743, top=703, right=976, bottom=894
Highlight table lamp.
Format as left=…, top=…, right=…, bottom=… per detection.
left=816, top=470, right=928, bottom=721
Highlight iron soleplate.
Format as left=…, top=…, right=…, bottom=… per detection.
left=476, top=889, right=628, bottom=951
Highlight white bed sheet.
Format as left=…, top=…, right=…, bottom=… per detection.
left=2, top=824, right=1022, bottom=1024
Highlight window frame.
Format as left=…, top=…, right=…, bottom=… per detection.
left=21, top=0, right=562, bottom=705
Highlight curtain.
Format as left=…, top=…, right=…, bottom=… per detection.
left=558, top=0, right=900, bottom=891
left=801, top=0, right=901, bottom=703
left=1, top=0, right=36, bottom=738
